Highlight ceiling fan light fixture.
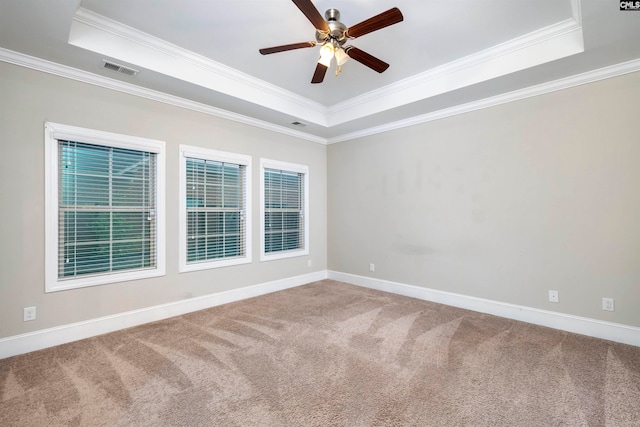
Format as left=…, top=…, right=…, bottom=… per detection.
left=335, top=47, right=349, bottom=67
left=259, top=1, right=404, bottom=84
left=318, top=43, right=335, bottom=67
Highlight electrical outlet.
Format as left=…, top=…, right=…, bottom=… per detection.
left=369, top=263, right=375, bottom=272
left=23, top=306, right=36, bottom=321
left=548, top=290, right=559, bottom=303
left=602, top=298, right=615, bottom=312
left=307, top=259, right=312, bottom=267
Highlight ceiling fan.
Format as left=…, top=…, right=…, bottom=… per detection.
left=259, top=0, right=404, bottom=84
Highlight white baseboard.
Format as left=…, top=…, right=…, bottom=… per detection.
left=328, top=271, right=640, bottom=347
left=3, top=269, right=636, bottom=359
left=0, top=270, right=328, bottom=359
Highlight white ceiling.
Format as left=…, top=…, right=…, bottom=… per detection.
left=1, top=0, right=639, bottom=143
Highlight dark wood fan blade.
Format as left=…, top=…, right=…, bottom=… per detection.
left=346, top=7, right=403, bottom=39
left=259, top=42, right=316, bottom=55
left=344, top=46, right=389, bottom=73
left=311, top=63, right=328, bottom=83
left=292, top=0, right=329, bottom=31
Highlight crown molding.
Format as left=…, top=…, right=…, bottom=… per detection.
left=0, top=47, right=327, bottom=145
left=328, top=57, right=640, bottom=144
left=570, top=0, right=582, bottom=26
left=327, top=17, right=584, bottom=126
left=331, top=18, right=580, bottom=112
left=4, top=43, right=640, bottom=146
left=3, top=46, right=640, bottom=146
left=327, top=0, right=584, bottom=125
left=69, top=7, right=329, bottom=127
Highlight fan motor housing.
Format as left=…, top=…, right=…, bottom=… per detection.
left=315, top=8, right=347, bottom=45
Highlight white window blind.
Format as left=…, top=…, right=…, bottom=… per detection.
left=264, top=168, right=305, bottom=254
left=186, top=158, right=246, bottom=262
left=58, top=141, right=157, bottom=278
left=179, top=145, right=251, bottom=272
left=45, top=122, right=165, bottom=292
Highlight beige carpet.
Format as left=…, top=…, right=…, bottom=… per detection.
left=1, top=280, right=639, bottom=426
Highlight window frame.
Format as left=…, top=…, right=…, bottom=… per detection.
left=179, top=145, right=252, bottom=272
left=44, top=122, right=166, bottom=293
left=260, top=158, right=309, bottom=262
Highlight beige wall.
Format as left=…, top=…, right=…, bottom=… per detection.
left=328, top=71, right=640, bottom=327
left=0, top=62, right=327, bottom=338
left=2, top=59, right=639, bottom=340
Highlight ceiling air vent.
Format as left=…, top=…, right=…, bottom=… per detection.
left=291, top=121, right=307, bottom=127
left=103, top=60, right=138, bottom=76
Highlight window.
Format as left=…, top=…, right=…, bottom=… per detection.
left=260, top=159, right=309, bottom=261
left=45, top=122, right=165, bottom=292
left=179, top=145, right=251, bottom=271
